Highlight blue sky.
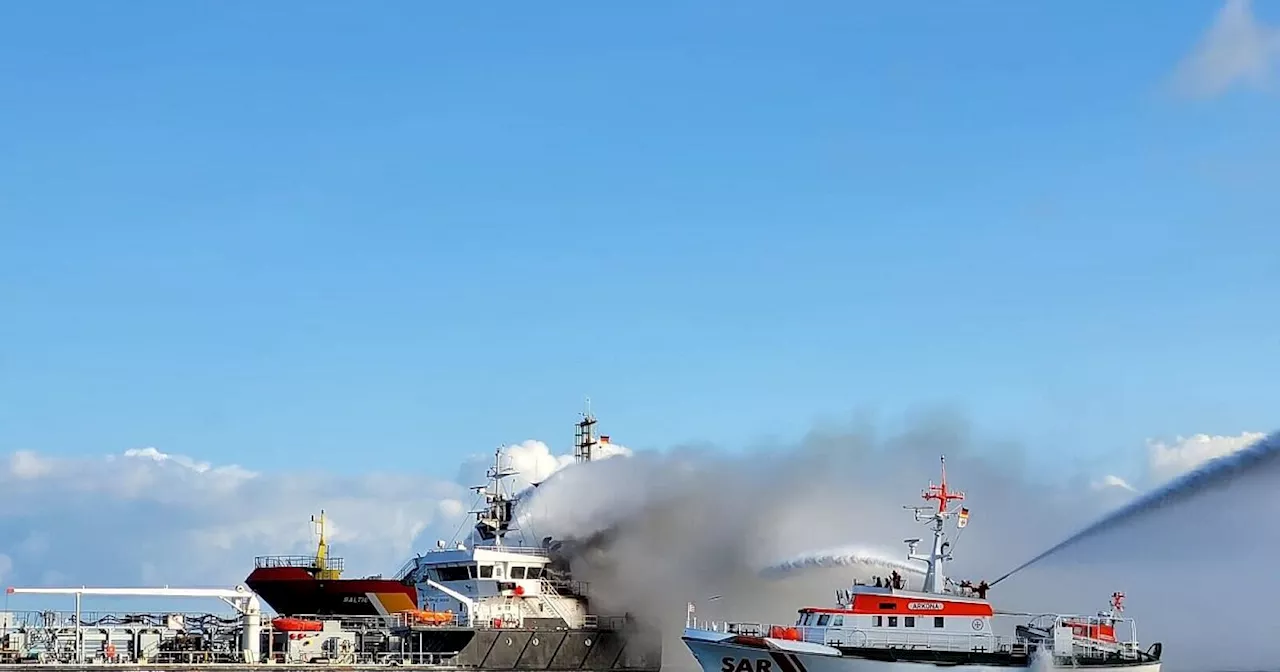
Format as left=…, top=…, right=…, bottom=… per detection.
left=2, top=0, right=1277, bottom=486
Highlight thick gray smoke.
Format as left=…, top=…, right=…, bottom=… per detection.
left=517, top=412, right=1280, bottom=672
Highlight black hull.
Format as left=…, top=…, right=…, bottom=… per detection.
left=394, top=625, right=662, bottom=671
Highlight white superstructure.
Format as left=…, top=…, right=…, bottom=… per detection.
left=403, top=408, right=606, bottom=630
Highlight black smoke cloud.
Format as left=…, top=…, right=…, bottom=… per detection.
left=517, top=411, right=1279, bottom=672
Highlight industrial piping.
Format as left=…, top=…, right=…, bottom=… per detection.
left=5, top=585, right=263, bottom=664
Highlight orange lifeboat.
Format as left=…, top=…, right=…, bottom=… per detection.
left=1064, top=620, right=1117, bottom=643
left=768, top=626, right=802, bottom=641
left=272, top=617, right=323, bottom=632
left=399, top=609, right=455, bottom=626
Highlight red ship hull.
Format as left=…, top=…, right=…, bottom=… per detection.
left=245, top=566, right=418, bottom=616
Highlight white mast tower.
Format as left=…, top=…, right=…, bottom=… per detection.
left=903, top=455, right=968, bottom=594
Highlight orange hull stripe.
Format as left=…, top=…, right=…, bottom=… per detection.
left=374, top=592, right=418, bottom=613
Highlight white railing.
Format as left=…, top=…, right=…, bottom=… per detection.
left=471, top=545, right=550, bottom=556
left=1022, top=614, right=1143, bottom=661
left=707, top=622, right=1007, bottom=653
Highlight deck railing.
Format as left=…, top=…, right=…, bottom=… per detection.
left=252, top=555, right=345, bottom=572
left=469, top=545, right=550, bottom=556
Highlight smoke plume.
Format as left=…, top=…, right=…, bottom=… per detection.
left=517, top=411, right=1279, bottom=672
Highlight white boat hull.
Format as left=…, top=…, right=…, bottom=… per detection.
left=682, top=633, right=1161, bottom=672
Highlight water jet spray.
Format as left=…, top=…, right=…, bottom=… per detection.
left=990, top=430, right=1280, bottom=586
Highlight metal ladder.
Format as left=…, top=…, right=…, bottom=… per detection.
left=539, top=580, right=576, bottom=627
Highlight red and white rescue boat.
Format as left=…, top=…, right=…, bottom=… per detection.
left=682, top=457, right=1163, bottom=672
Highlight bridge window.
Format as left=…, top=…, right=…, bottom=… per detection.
left=469, top=565, right=478, bottom=579
left=526, top=567, right=542, bottom=580
left=437, top=566, right=470, bottom=582
left=873, top=616, right=883, bottom=627
left=479, top=565, right=494, bottom=579
left=888, top=617, right=898, bottom=627
left=831, top=616, right=844, bottom=627
left=816, top=614, right=831, bottom=626
left=904, top=617, right=915, bottom=628
left=934, top=617, right=944, bottom=628
left=511, top=566, right=526, bottom=579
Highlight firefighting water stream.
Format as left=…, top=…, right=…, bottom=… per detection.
left=757, top=546, right=927, bottom=579
left=990, top=430, right=1280, bottom=587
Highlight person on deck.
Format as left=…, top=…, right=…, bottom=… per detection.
left=976, top=580, right=989, bottom=599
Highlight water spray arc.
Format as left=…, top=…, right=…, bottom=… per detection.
left=990, top=430, right=1280, bottom=587
left=758, top=547, right=928, bottom=579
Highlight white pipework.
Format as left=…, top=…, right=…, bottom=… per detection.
left=6, top=585, right=263, bottom=663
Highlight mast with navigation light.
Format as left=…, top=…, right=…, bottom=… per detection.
left=903, top=455, right=968, bottom=594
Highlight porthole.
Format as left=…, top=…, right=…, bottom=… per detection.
left=506, top=637, right=513, bottom=646
left=584, top=638, right=592, bottom=646
left=532, top=638, right=540, bottom=646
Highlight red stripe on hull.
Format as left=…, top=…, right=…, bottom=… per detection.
left=245, top=567, right=418, bottom=616
left=802, top=595, right=993, bottom=617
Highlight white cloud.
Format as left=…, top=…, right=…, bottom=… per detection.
left=0, top=446, right=469, bottom=589
left=505, top=438, right=633, bottom=487
left=1093, top=473, right=1138, bottom=493
left=8, top=450, right=52, bottom=480
left=1146, top=431, right=1267, bottom=484
left=1172, top=0, right=1280, bottom=98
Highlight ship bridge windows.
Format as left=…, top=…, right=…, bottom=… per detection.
left=436, top=565, right=472, bottom=582
left=816, top=614, right=831, bottom=627
left=479, top=565, right=494, bottom=579
left=511, top=566, right=526, bottom=579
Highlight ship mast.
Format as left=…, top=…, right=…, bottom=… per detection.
left=311, top=510, right=341, bottom=580
left=903, top=456, right=966, bottom=594
left=574, top=398, right=598, bottom=463
left=472, top=446, right=521, bottom=547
